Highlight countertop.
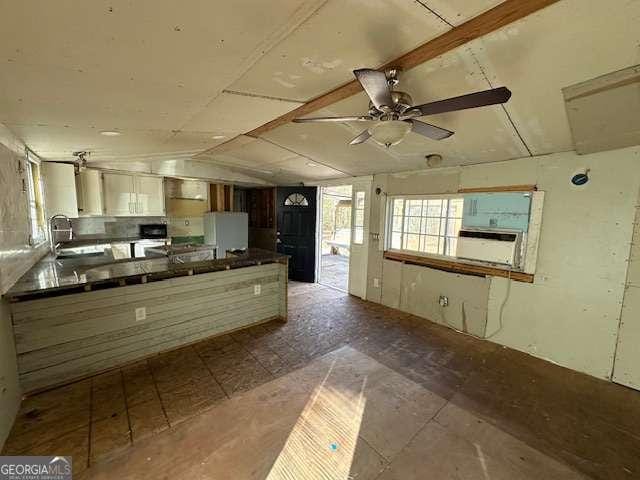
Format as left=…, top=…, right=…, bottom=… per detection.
left=57, top=236, right=159, bottom=248
left=6, top=248, right=288, bottom=301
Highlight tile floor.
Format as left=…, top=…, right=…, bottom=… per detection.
left=3, top=282, right=640, bottom=479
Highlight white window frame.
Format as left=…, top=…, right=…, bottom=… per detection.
left=352, top=190, right=365, bottom=245
left=25, top=149, right=47, bottom=246
left=385, top=193, right=463, bottom=257
left=384, top=191, right=544, bottom=274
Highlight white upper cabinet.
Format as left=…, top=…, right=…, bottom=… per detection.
left=103, top=172, right=164, bottom=217
left=103, top=172, right=135, bottom=216
left=76, top=169, right=104, bottom=216
left=42, top=162, right=79, bottom=218
left=135, top=175, right=164, bottom=216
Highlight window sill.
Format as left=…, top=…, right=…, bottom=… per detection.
left=383, top=250, right=534, bottom=283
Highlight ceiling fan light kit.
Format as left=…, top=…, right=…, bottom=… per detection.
left=370, top=120, right=412, bottom=147
left=293, top=67, right=512, bottom=147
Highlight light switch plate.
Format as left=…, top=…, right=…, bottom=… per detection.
left=254, top=284, right=261, bottom=295
left=373, top=278, right=380, bottom=288
left=135, top=307, right=147, bottom=321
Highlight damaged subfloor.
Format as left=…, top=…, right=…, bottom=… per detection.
left=3, top=283, right=640, bottom=479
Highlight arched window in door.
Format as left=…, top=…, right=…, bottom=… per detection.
left=284, top=193, right=309, bottom=206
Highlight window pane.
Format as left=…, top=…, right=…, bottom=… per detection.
left=406, top=199, right=422, bottom=217
left=354, top=227, right=364, bottom=244
left=418, top=235, right=427, bottom=252
left=392, top=215, right=403, bottom=231
left=404, top=216, right=421, bottom=234
left=440, top=218, right=447, bottom=236
left=355, top=210, right=364, bottom=227
left=439, top=237, right=446, bottom=255
left=393, top=198, right=404, bottom=215
left=423, top=217, right=440, bottom=235
left=426, top=199, right=443, bottom=217
left=404, top=234, right=420, bottom=251
left=391, top=232, right=402, bottom=249
left=284, top=193, right=308, bottom=206
left=448, top=198, right=463, bottom=217
left=446, top=237, right=458, bottom=256
left=423, top=235, right=439, bottom=254
left=446, top=217, right=462, bottom=237
left=355, top=191, right=365, bottom=209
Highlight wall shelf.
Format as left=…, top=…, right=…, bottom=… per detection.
left=383, top=250, right=534, bottom=283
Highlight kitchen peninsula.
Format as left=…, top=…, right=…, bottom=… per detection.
left=5, top=249, right=288, bottom=393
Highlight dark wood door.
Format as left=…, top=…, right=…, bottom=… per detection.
left=276, top=187, right=317, bottom=282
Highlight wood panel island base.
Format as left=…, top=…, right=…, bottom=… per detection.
left=7, top=252, right=288, bottom=393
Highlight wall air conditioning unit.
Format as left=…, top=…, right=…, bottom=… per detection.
left=456, top=228, right=522, bottom=267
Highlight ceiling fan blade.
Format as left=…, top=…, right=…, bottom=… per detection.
left=293, top=115, right=372, bottom=123
left=353, top=69, right=394, bottom=111
left=407, top=119, right=454, bottom=140
left=412, top=87, right=512, bottom=117
left=349, top=129, right=371, bottom=145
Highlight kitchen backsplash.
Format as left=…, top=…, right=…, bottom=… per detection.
left=67, top=216, right=167, bottom=240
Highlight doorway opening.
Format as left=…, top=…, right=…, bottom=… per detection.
left=318, top=185, right=352, bottom=291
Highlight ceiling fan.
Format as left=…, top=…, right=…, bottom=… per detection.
left=293, top=68, right=512, bottom=148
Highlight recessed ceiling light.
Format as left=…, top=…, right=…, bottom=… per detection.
left=211, top=135, right=226, bottom=140
left=100, top=130, right=121, bottom=136
left=306, top=162, right=318, bottom=167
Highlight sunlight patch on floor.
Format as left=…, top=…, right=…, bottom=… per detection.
left=266, top=363, right=367, bottom=480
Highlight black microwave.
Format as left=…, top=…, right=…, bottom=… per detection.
left=140, top=223, right=167, bottom=239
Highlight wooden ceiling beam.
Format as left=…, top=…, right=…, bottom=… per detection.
left=247, top=0, right=560, bottom=138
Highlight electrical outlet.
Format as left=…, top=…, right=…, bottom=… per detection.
left=438, top=295, right=449, bottom=307
left=373, top=278, right=380, bottom=288
left=254, top=284, right=261, bottom=295
left=135, top=307, right=147, bottom=321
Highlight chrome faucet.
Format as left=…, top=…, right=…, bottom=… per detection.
left=49, top=214, right=73, bottom=256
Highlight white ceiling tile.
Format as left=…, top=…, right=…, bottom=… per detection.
left=198, top=134, right=347, bottom=182
left=181, top=91, right=301, bottom=134
left=230, top=0, right=450, bottom=101
left=471, top=0, right=640, bottom=155
left=199, top=135, right=298, bottom=167
left=270, top=156, right=347, bottom=181
left=0, top=0, right=322, bottom=161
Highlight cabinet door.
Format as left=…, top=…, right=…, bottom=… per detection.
left=77, top=169, right=104, bottom=216
left=135, top=175, right=164, bottom=216
left=42, top=162, right=79, bottom=218
left=103, top=173, right=135, bottom=216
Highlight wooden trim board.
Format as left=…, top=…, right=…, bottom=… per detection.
left=247, top=0, right=561, bottom=138
left=458, top=184, right=537, bottom=193
left=384, top=251, right=534, bottom=283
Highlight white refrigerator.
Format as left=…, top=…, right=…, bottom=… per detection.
left=203, top=212, right=248, bottom=259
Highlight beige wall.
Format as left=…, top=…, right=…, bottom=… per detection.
left=0, top=124, right=47, bottom=447
left=612, top=189, right=640, bottom=388
left=366, top=146, right=640, bottom=381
